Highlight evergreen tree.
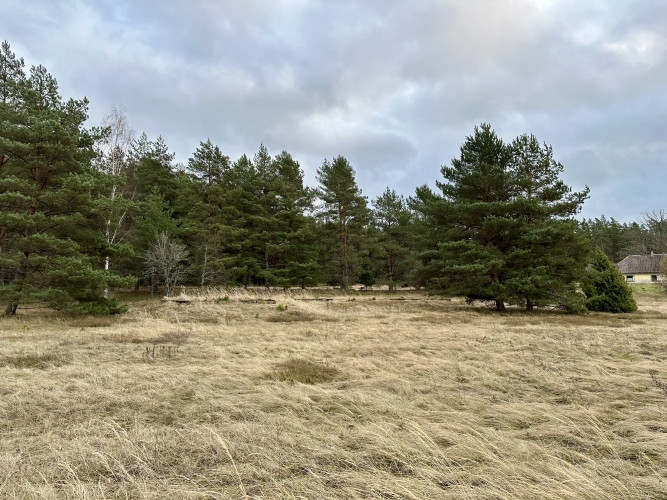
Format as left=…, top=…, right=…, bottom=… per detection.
left=211, top=145, right=321, bottom=287
left=581, top=216, right=634, bottom=263
left=372, top=188, right=414, bottom=291
left=129, top=134, right=179, bottom=204
left=582, top=247, right=637, bottom=313
left=216, top=153, right=263, bottom=285
left=503, top=133, right=590, bottom=311
left=408, top=185, right=446, bottom=289
left=182, top=139, right=230, bottom=285
left=125, top=134, right=183, bottom=283
left=416, top=124, right=589, bottom=311
left=0, top=42, right=128, bottom=314
left=262, top=150, right=320, bottom=287
left=416, top=123, right=513, bottom=310
left=316, top=156, right=370, bottom=289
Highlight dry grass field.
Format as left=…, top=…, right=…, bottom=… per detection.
left=1, top=287, right=666, bottom=499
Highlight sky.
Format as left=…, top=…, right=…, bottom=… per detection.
left=5, top=0, right=667, bottom=222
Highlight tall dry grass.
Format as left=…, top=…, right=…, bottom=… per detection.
left=0, top=290, right=666, bottom=499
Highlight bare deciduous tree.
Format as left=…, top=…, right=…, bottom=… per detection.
left=144, top=232, right=188, bottom=297
left=641, top=209, right=667, bottom=253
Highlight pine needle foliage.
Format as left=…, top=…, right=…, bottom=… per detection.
left=582, top=247, right=637, bottom=313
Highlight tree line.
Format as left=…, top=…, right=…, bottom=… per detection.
left=0, top=41, right=641, bottom=314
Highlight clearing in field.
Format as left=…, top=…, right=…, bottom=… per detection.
left=0, top=288, right=666, bottom=499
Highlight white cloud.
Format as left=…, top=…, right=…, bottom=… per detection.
left=605, top=30, right=667, bottom=66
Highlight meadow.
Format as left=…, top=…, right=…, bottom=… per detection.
left=1, top=287, right=666, bottom=499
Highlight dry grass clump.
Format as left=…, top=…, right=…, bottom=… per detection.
left=265, top=310, right=320, bottom=322
left=151, top=330, right=191, bottom=346
left=269, top=358, right=343, bottom=384
left=0, top=352, right=67, bottom=369
left=1, top=290, right=667, bottom=499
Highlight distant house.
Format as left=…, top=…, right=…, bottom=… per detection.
left=616, top=253, right=665, bottom=283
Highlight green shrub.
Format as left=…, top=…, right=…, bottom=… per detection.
left=58, top=297, right=129, bottom=316
left=582, top=248, right=637, bottom=313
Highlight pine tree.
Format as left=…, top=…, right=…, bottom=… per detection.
left=372, top=188, right=414, bottom=291
left=316, top=156, right=370, bottom=289
left=417, top=123, right=513, bottom=310
left=216, top=153, right=263, bottom=285
left=182, top=139, right=230, bottom=285
left=262, top=150, right=320, bottom=287
left=125, top=134, right=183, bottom=283
left=503, top=133, right=590, bottom=311
left=416, top=124, right=589, bottom=311
left=0, top=42, right=128, bottom=314
left=209, top=146, right=320, bottom=287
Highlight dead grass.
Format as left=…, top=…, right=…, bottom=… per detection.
left=0, top=352, right=67, bottom=369
left=0, top=291, right=666, bottom=499
left=268, top=358, right=343, bottom=384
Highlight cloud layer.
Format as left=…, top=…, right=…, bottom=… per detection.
left=5, top=0, right=667, bottom=221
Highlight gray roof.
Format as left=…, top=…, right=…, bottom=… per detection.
left=617, top=254, right=665, bottom=274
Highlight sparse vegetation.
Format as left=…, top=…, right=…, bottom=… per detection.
left=0, top=292, right=666, bottom=498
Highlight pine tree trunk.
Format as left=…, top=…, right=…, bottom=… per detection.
left=526, top=297, right=534, bottom=312
left=4, top=302, right=17, bottom=315
left=201, top=245, right=208, bottom=287
left=495, top=299, right=506, bottom=312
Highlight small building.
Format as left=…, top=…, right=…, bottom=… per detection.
left=616, top=253, right=665, bottom=283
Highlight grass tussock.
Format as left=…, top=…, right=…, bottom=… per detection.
left=269, top=358, right=342, bottom=384
left=0, top=352, right=67, bottom=369
left=151, top=330, right=191, bottom=346
left=1, top=290, right=667, bottom=499
left=264, top=310, right=327, bottom=323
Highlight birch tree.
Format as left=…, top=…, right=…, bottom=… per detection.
left=94, top=105, right=135, bottom=297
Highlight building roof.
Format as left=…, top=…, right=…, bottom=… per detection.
left=617, top=254, right=665, bottom=274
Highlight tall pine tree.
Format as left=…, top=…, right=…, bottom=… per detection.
left=503, top=133, right=590, bottom=311
left=416, top=124, right=589, bottom=311
left=372, top=188, right=414, bottom=291
left=0, top=42, right=128, bottom=314
left=417, top=124, right=513, bottom=310
left=316, top=156, right=370, bottom=289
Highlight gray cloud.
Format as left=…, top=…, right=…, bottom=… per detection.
left=4, top=0, right=667, bottom=221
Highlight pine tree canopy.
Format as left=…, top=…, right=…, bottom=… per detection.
left=414, top=123, right=591, bottom=312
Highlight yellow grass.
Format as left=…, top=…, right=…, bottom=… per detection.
left=1, top=290, right=666, bottom=499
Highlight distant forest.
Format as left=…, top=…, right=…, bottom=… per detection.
left=0, top=41, right=654, bottom=314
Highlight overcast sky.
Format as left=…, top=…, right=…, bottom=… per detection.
left=5, top=0, right=667, bottom=221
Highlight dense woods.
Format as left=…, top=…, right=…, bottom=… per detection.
left=0, top=42, right=657, bottom=314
